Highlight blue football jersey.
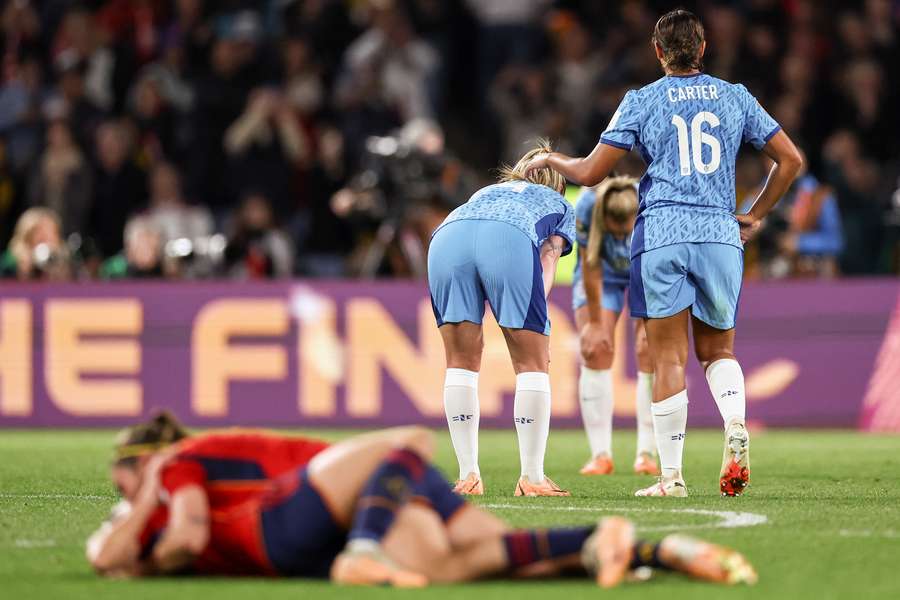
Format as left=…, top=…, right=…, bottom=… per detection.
left=435, top=181, right=576, bottom=255
left=573, top=187, right=631, bottom=286
left=600, top=73, right=780, bottom=257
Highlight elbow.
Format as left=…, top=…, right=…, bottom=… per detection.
left=785, top=150, right=803, bottom=180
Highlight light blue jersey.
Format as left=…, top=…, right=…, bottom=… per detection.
left=601, top=73, right=780, bottom=258
left=572, top=187, right=632, bottom=313
left=435, top=181, right=576, bottom=255
left=428, top=181, right=574, bottom=335
left=573, top=186, right=633, bottom=285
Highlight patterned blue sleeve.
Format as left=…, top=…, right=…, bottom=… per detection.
left=553, top=202, right=576, bottom=256
left=739, top=85, right=781, bottom=149
left=600, top=90, right=641, bottom=150
left=574, top=188, right=596, bottom=247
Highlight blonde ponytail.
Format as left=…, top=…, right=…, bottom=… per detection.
left=585, top=176, right=639, bottom=268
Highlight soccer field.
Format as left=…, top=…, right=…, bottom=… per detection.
left=2, top=429, right=899, bottom=599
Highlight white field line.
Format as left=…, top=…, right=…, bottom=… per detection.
left=14, top=539, right=57, bottom=548
left=483, top=503, right=768, bottom=533
left=0, top=493, right=115, bottom=501
left=838, top=529, right=900, bottom=540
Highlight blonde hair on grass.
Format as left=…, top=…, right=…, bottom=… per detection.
left=497, top=139, right=566, bottom=194
left=585, top=176, right=639, bottom=268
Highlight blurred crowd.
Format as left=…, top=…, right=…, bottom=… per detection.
left=0, top=0, right=898, bottom=282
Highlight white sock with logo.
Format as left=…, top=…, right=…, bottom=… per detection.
left=444, top=368, right=480, bottom=480
left=652, top=390, right=689, bottom=479
left=635, top=371, right=657, bottom=456
left=514, top=371, right=552, bottom=482
left=706, top=359, right=746, bottom=429
left=579, top=367, right=614, bottom=458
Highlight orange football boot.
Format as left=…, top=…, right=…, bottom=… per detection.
left=331, top=540, right=428, bottom=588
left=579, top=455, right=615, bottom=475
left=453, top=472, right=484, bottom=495
left=514, top=475, right=570, bottom=497
left=633, top=452, right=660, bottom=476
left=658, top=534, right=758, bottom=585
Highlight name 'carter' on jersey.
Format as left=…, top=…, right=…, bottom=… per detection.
left=600, top=73, right=780, bottom=257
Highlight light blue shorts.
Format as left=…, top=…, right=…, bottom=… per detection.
left=572, top=276, right=628, bottom=314
left=629, top=242, right=743, bottom=330
left=428, top=220, right=549, bottom=335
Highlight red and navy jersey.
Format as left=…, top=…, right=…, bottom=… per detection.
left=159, top=429, right=330, bottom=510
left=138, top=430, right=329, bottom=563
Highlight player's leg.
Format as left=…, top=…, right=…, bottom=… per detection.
left=428, top=221, right=486, bottom=494
left=632, top=318, right=659, bottom=475
left=689, top=243, right=749, bottom=496
left=629, top=246, right=693, bottom=497
left=475, top=221, right=567, bottom=496
left=574, top=301, right=619, bottom=475
left=500, top=326, right=568, bottom=496
left=439, top=322, right=484, bottom=493
left=383, top=506, right=630, bottom=586
left=383, top=506, right=757, bottom=587
left=635, top=310, right=691, bottom=497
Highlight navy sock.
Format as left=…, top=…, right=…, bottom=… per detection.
left=348, top=448, right=426, bottom=542
left=503, top=527, right=594, bottom=569
left=629, top=540, right=666, bottom=570
left=413, top=466, right=466, bottom=523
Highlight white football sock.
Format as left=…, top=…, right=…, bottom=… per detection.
left=514, top=371, right=551, bottom=482
left=652, top=390, right=689, bottom=479
left=635, top=371, right=657, bottom=456
left=579, top=367, right=614, bottom=458
left=706, top=358, right=746, bottom=429
left=444, top=368, right=480, bottom=480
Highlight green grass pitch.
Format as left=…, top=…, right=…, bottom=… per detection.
left=2, top=428, right=899, bottom=599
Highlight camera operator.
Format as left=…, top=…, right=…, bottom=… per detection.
left=330, top=119, right=476, bottom=277
left=0, top=207, right=71, bottom=280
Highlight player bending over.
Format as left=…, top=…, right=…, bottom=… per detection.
left=87, top=423, right=757, bottom=587
left=525, top=9, right=802, bottom=497
left=428, top=140, right=575, bottom=496
left=572, top=176, right=658, bottom=477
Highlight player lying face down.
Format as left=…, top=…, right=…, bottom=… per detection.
left=88, top=412, right=330, bottom=576
left=88, top=420, right=758, bottom=587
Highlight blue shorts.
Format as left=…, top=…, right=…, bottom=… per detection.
left=572, top=275, right=628, bottom=314
left=428, top=220, right=549, bottom=335
left=629, top=243, right=743, bottom=330
left=260, top=468, right=346, bottom=577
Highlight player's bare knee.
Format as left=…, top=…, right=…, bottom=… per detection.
left=393, top=426, right=435, bottom=459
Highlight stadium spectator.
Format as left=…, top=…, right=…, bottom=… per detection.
left=100, top=216, right=170, bottom=280
left=0, top=207, right=70, bottom=281
left=89, top=120, right=148, bottom=259
left=26, top=120, right=92, bottom=238
left=223, top=87, right=308, bottom=219
left=223, top=191, right=294, bottom=279
left=145, top=161, right=213, bottom=246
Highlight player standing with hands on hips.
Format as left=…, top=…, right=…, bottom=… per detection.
left=525, top=10, right=802, bottom=497
left=428, top=141, right=574, bottom=497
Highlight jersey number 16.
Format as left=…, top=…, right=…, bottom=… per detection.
left=671, top=112, right=721, bottom=176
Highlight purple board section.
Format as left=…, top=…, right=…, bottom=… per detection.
left=0, top=279, right=896, bottom=429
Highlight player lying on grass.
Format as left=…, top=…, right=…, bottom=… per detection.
left=87, top=419, right=757, bottom=587
left=572, top=176, right=658, bottom=477
left=428, top=140, right=575, bottom=497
